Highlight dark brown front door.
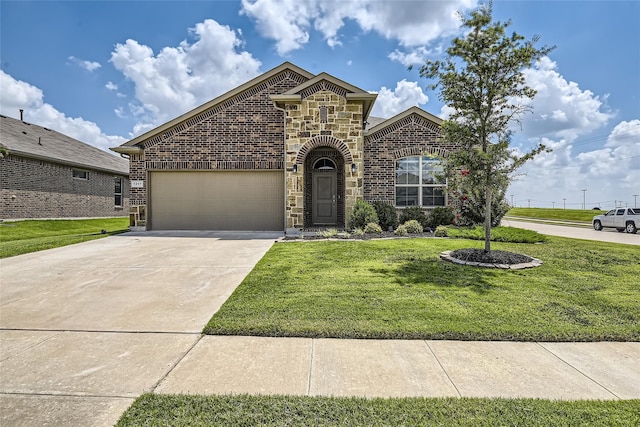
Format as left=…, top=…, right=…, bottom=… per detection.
left=312, top=172, right=337, bottom=225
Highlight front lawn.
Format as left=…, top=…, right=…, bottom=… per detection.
left=507, top=207, right=595, bottom=223
left=204, top=237, right=639, bottom=341
left=0, top=218, right=129, bottom=258
left=117, top=394, right=640, bottom=427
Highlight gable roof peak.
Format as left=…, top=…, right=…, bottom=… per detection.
left=113, top=61, right=315, bottom=151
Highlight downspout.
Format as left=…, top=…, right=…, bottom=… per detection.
left=272, top=101, right=288, bottom=234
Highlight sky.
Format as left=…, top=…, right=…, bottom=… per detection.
left=1, top=0, right=639, bottom=210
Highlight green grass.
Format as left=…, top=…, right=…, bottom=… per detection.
left=117, top=394, right=640, bottom=427
left=204, top=237, right=639, bottom=341
left=507, top=207, right=597, bottom=222
left=444, top=225, right=547, bottom=243
left=0, top=218, right=129, bottom=258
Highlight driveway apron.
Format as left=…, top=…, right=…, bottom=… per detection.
left=0, top=231, right=279, bottom=427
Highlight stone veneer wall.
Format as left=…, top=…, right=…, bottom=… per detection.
left=126, top=70, right=310, bottom=227
left=283, top=89, right=363, bottom=230
left=363, top=113, right=454, bottom=207
left=1, top=154, right=129, bottom=219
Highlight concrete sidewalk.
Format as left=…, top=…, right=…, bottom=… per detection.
left=154, top=336, right=640, bottom=400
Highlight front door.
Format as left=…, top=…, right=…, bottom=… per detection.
left=312, top=172, right=337, bottom=225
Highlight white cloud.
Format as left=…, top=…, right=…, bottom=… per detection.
left=370, top=80, right=428, bottom=118
left=388, top=46, right=441, bottom=68
left=105, top=81, right=118, bottom=91
left=241, top=0, right=477, bottom=55
left=68, top=56, right=101, bottom=72
left=520, top=57, right=613, bottom=140
left=508, top=120, right=640, bottom=210
left=110, top=18, right=262, bottom=135
left=0, top=70, right=126, bottom=153
left=240, top=0, right=312, bottom=55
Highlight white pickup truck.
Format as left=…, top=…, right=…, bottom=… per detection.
left=593, top=207, right=639, bottom=234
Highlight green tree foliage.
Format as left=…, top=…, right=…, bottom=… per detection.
left=419, top=3, right=554, bottom=251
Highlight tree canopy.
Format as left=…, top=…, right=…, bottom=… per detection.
left=419, top=3, right=554, bottom=252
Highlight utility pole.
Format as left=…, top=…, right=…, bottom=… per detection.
left=581, top=189, right=587, bottom=210
left=511, top=194, right=514, bottom=207
left=552, top=201, right=555, bottom=209
left=634, top=194, right=638, bottom=208
left=563, top=198, right=566, bottom=209
left=528, top=199, right=531, bottom=208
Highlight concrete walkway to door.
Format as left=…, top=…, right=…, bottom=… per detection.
left=0, top=231, right=281, bottom=426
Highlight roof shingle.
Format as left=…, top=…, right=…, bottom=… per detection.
left=0, top=115, right=128, bottom=175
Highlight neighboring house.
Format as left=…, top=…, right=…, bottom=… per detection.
left=113, top=62, right=457, bottom=233
left=1, top=115, right=129, bottom=219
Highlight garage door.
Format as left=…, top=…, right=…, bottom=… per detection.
left=149, top=171, right=284, bottom=230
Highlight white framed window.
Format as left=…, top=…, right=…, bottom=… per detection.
left=114, top=177, right=123, bottom=207
left=72, top=169, right=88, bottom=180
left=395, top=156, right=446, bottom=207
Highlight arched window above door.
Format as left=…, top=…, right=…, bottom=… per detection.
left=313, top=158, right=336, bottom=170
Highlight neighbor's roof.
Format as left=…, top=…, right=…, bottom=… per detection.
left=0, top=115, right=128, bottom=175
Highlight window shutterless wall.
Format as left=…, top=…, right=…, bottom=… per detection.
left=0, top=155, right=129, bottom=219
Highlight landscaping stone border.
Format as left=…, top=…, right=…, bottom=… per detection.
left=439, top=250, right=543, bottom=270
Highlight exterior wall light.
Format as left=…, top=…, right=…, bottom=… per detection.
left=292, top=164, right=298, bottom=173
left=351, top=163, right=357, bottom=173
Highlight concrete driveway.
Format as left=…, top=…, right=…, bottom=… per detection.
left=503, top=220, right=640, bottom=245
left=0, top=231, right=280, bottom=427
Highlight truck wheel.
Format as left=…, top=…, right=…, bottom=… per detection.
left=593, top=220, right=603, bottom=231
left=616, top=228, right=625, bottom=232
left=626, top=222, right=637, bottom=234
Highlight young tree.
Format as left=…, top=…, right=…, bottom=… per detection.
left=419, top=3, right=554, bottom=252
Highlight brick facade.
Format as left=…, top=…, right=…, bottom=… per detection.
left=116, top=63, right=451, bottom=231
left=126, top=70, right=310, bottom=227
left=1, top=155, right=129, bottom=219
left=364, top=112, right=451, bottom=208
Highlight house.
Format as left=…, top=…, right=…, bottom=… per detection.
left=112, top=62, right=457, bottom=233
left=1, top=115, right=129, bottom=219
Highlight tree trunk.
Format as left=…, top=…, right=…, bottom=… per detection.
left=484, top=181, right=492, bottom=253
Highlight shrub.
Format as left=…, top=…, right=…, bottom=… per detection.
left=348, top=200, right=379, bottom=230
left=394, top=225, right=408, bottom=236
left=371, top=201, right=398, bottom=231
left=317, top=228, right=338, bottom=238
left=364, top=222, right=383, bottom=234
left=451, top=193, right=510, bottom=227
left=399, top=206, right=429, bottom=228
left=352, top=228, right=365, bottom=236
left=435, top=225, right=448, bottom=237
left=403, top=219, right=423, bottom=234
left=426, top=206, right=455, bottom=229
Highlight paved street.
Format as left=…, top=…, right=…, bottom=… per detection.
left=503, top=219, right=640, bottom=245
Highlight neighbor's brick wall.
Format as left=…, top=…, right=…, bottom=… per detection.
left=364, top=114, right=454, bottom=208
left=1, top=155, right=129, bottom=219
left=284, top=88, right=363, bottom=229
left=126, top=70, right=310, bottom=227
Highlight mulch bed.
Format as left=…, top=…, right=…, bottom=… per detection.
left=450, top=248, right=534, bottom=265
